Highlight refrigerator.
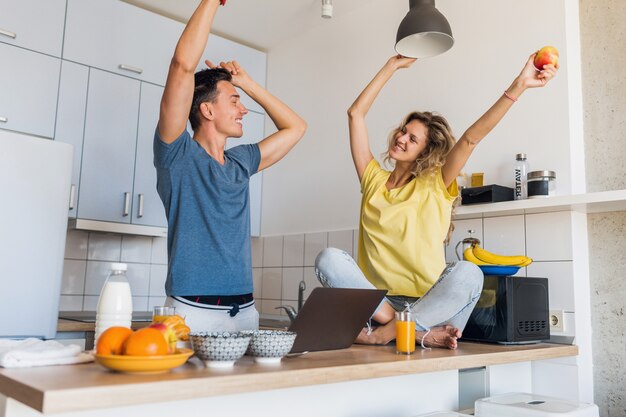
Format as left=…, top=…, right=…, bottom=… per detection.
left=0, top=129, right=73, bottom=339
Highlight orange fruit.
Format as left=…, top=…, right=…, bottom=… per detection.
left=122, top=327, right=169, bottom=356
left=96, top=326, right=133, bottom=355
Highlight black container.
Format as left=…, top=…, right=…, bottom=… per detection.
left=461, top=185, right=514, bottom=205
left=462, top=276, right=550, bottom=344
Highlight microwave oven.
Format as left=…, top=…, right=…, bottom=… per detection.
left=462, top=275, right=550, bottom=344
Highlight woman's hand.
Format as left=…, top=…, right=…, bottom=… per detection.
left=385, top=54, right=417, bottom=71
left=205, top=59, right=253, bottom=89
left=517, top=52, right=559, bottom=89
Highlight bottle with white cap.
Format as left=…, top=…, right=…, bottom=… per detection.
left=513, top=153, right=529, bottom=200
left=94, top=263, right=133, bottom=344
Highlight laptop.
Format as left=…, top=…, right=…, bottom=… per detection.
left=288, top=287, right=387, bottom=353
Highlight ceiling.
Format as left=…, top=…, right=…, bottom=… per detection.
left=122, top=0, right=380, bottom=51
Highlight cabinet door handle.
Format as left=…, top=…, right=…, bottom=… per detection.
left=0, top=28, right=17, bottom=39
left=0, top=116, right=7, bottom=123
left=69, top=184, right=76, bottom=210
left=118, top=64, right=143, bottom=74
left=137, top=193, right=144, bottom=218
left=123, top=192, right=130, bottom=217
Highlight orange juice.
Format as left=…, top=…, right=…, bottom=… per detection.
left=152, top=306, right=176, bottom=324
left=395, top=319, right=416, bottom=354
left=152, top=315, right=170, bottom=324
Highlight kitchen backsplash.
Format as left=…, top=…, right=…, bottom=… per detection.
left=61, top=211, right=576, bottom=334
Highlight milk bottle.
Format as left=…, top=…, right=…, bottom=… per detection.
left=94, top=263, right=133, bottom=343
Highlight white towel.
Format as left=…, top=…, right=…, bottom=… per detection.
left=0, top=338, right=93, bottom=368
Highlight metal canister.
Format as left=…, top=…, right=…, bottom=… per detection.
left=527, top=170, right=556, bottom=198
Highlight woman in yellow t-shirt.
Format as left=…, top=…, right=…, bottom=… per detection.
left=315, top=54, right=558, bottom=349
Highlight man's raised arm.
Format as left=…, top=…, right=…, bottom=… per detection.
left=158, top=0, right=221, bottom=143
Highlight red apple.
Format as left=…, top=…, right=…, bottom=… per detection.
left=148, top=322, right=178, bottom=353
left=534, top=46, right=559, bottom=70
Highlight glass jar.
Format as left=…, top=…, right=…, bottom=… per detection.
left=527, top=170, right=556, bottom=198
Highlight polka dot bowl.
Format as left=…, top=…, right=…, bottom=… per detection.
left=245, top=330, right=297, bottom=364
left=189, top=331, right=251, bottom=368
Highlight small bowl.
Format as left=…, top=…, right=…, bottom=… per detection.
left=245, top=330, right=297, bottom=364
left=189, top=331, right=251, bottom=368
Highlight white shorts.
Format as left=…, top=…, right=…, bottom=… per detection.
left=165, top=296, right=259, bottom=333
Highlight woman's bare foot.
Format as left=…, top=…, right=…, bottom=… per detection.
left=354, top=322, right=462, bottom=350
left=355, top=319, right=396, bottom=345
left=417, top=325, right=461, bottom=349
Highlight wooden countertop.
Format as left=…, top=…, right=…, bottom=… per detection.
left=0, top=342, right=577, bottom=414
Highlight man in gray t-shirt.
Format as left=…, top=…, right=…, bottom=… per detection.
left=155, top=0, right=306, bottom=333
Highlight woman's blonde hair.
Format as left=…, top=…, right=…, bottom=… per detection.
left=382, top=111, right=456, bottom=176
left=383, top=111, right=460, bottom=246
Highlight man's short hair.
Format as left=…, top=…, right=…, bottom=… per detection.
left=189, top=68, right=233, bottom=131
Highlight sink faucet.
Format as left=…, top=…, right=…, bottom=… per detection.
left=297, top=279, right=306, bottom=312
left=275, top=280, right=307, bottom=323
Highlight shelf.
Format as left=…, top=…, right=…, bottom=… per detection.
left=454, top=189, right=626, bottom=219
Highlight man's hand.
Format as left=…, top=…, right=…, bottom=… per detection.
left=205, top=59, right=253, bottom=90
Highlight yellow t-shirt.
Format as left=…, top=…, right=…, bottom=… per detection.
left=358, top=159, right=458, bottom=297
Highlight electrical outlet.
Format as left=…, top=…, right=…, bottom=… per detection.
left=549, top=310, right=565, bottom=332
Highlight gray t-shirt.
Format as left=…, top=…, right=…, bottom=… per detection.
left=153, top=129, right=261, bottom=296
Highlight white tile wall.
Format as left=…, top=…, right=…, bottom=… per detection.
left=252, top=268, right=262, bottom=299
left=304, top=232, right=328, bottom=266
left=60, top=231, right=171, bottom=312
left=251, top=237, right=263, bottom=267
left=282, top=267, right=304, bottom=302
left=151, top=237, right=168, bottom=265
left=87, top=233, right=121, bottom=261
left=62, top=215, right=578, bottom=334
left=526, top=212, right=573, bottom=261
left=483, top=215, right=526, bottom=256
left=61, top=260, right=86, bottom=295
left=262, top=236, right=284, bottom=267
left=328, top=230, right=354, bottom=258
left=261, top=268, right=282, bottom=300
left=148, top=265, right=167, bottom=297
left=282, top=234, right=304, bottom=267
left=121, top=235, right=152, bottom=263
left=64, top=230, right=88, bottom=259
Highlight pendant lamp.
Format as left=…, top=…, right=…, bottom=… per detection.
left=395, top=0, right=454, bottom=58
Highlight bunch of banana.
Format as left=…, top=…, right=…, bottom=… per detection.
left=463, top=243, right=532, bottom=267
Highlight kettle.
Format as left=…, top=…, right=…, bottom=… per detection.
left=455, top=230, right=481, bottom=261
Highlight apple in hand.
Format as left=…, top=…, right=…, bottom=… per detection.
left=534, top=46, right=559, bottom=70
left=148, top=322, right=178, bottom=353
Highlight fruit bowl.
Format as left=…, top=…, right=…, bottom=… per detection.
left=478, top=265, right=520, bottom=276
left=94, top=348, right=193, bottom=374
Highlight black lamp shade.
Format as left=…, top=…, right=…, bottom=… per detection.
left=395, top=0, right=454, bottom=58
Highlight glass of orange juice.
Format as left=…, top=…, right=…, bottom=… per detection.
left=395, top=311, right=415, bottom=355
left=152, top=306, right=176, bottom=324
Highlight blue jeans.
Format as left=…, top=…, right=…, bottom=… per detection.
left=314, top=248, right=483, bottom=332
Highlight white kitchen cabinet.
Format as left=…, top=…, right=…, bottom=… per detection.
left=0, top=0, right=66, bottom=57
left=78, top=68, right=140, bottom=223
left=55, top=61, right=89, bottom=218
left=225, top=110, right=265, bottom=236
left=133, top=82, right=167, bottom=227
left=0, top=43, right=60, bottom=138
left=63, top=0, right=182, bottom=86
